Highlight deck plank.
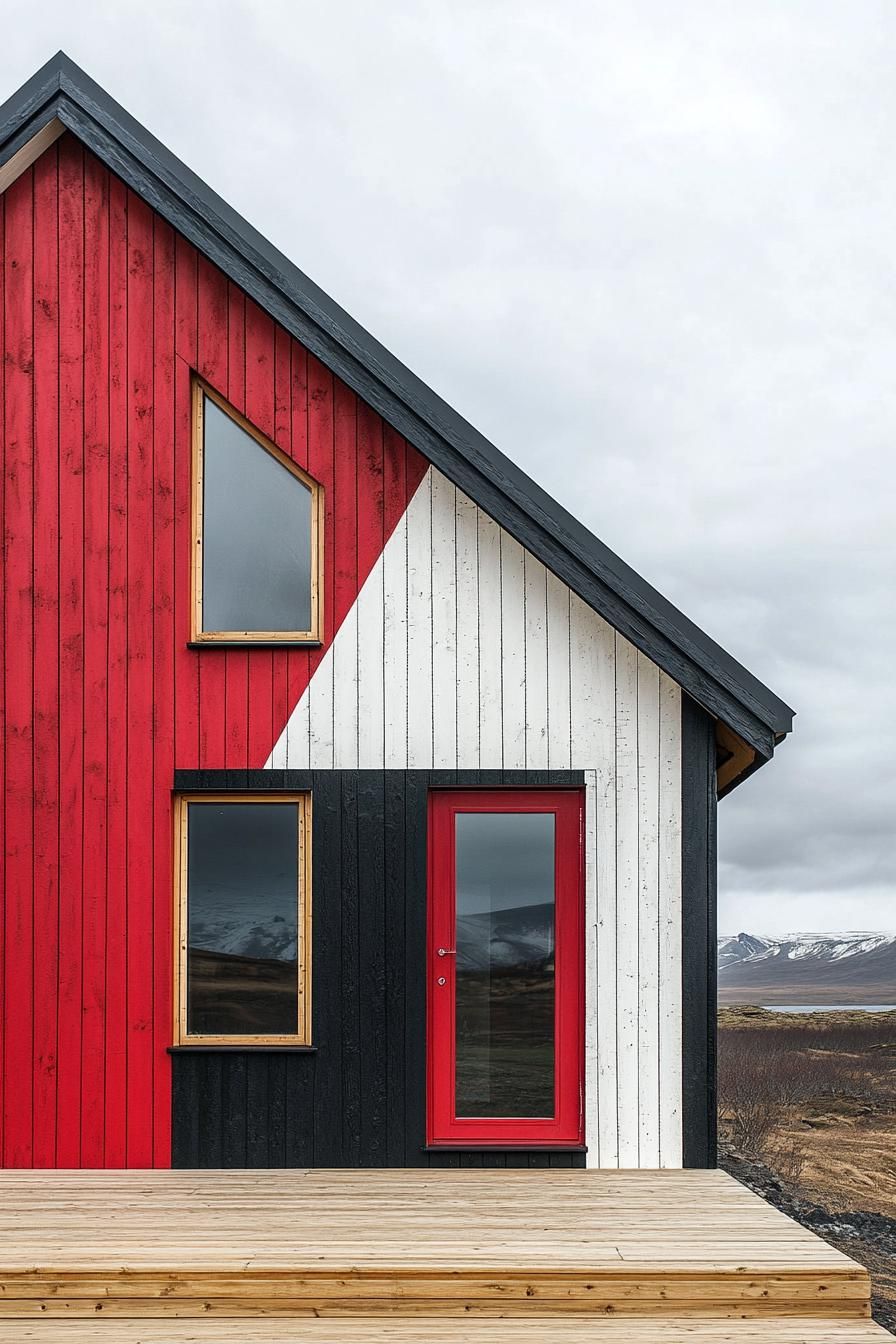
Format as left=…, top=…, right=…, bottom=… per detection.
left=0, top=1169, right=872, bottom=1321
left=0, top=1319, right=891, bottom=1342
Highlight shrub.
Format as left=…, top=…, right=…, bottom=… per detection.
left=717, top=1015, right=892, bottom=1170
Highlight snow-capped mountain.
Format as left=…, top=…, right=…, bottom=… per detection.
left=457, top=903, right=554, bottom=973
left=718, top=933, right=775, bottom=969
left=190, top=899, right=555, bottom=974
left=190, top=902, right=297, bottom=964
left=718, top=931, right=896, bottom=1004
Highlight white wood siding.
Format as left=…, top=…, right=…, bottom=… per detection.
left=267, top=466, right=683, bottom=1169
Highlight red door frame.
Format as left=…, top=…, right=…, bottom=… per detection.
left=426, top=789, right=584, bottom=1147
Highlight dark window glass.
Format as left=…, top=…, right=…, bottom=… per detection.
left=202, top=395, right=313, bottom=633
left=454, top=812, right=556, bottom=1117
left=186, top=802, right=299, bottom=1036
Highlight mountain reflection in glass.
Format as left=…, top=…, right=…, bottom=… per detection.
left=187, top=803, right=299, bottom=1035
left=454, top=812, right=556, bottom=1117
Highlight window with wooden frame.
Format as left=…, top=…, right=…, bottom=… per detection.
left=173, top=795, right=312, bottom=1045
left=191, top=377, right=323, bottom=642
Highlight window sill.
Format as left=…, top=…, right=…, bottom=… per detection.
left=168, top=1045, right=318, bottom=1054
left=422, top=1143, right=586, bottom=1153
left=187, top=641, right=322, bottom=650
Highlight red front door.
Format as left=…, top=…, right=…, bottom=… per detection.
left=427, top=790, right=584, bottom=1147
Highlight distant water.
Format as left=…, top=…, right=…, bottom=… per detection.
left=763, top=1004, right=896, bottom=1013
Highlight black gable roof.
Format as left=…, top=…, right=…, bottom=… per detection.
left=0, top=52, right=794, bottom=781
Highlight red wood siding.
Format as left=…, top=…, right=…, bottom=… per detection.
left=0, top=135, right=428, bottom=1167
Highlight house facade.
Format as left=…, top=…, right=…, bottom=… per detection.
left=0, top=55, right=793, bottom=1172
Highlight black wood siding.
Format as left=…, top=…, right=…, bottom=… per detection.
left=680, top=698, right=718, bottom=1168
left=171, top=769, right=586, bottom=1168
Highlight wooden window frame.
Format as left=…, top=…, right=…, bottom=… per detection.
left=191, top=376, right=324, bottom=643
left=426, top=788, right=584, bottom=1147
left=173, top=792, right=312, bottom=1046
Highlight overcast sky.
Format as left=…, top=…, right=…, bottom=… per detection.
left=4, top=2, right=894, bottom=936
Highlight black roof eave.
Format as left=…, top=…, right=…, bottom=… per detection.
left=0, top=52, right=795, bottom=771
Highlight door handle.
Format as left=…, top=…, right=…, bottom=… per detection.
left=437, top=947, right=456, bottom=957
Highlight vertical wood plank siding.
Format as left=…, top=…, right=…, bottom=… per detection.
left=681, top=695, right=718, bottom=1168
left=0, top=139, right=427, bottom=1167
left=2, top=135, right=691, bottom=1170
left=170, top=771, right=587, bottom=1170
left=268, top=468, right=685, bottom=1168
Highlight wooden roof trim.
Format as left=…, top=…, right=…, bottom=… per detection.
left=715, top=720, right=757, bottom=797
left=0, top=114, right=63, bottom=194
left=0, top=53, right=795, bottom=785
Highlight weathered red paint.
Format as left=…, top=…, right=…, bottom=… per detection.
left=0, top=135, right=428, bottom=1167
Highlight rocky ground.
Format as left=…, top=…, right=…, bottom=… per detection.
left=721, top=1143, right=896, bottom=1334
left=718, top=1007, right=896, bottom=1335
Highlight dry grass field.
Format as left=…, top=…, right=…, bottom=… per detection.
left=718, top=1007, right=896, bottom=1331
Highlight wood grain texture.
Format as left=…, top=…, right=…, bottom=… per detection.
left=190, top=374, right=325, bottom=643
left=1, top=57, right=793, bottom=760
left=171, top=770, right=587, bottom=1171
left=3, top=164, right=36, bottom=1169
left=681, top=697, right=718, bottom=1169
left=30, top=143, right=60, bottom=1169
left=2, top=1320, right=890, bottom=1341
left=267, top=467, right=684, bottom=1168
left=0, top=136, right=427, bottom=1168
left=172, top=794, right=312, bottom=1047
left=0, top=117, right=64, bottom=195
left=3, top=134, right=692, bottom=1174
left=659, top=673, right=684, bottom=1167
left=0, top=1169, right=870, bottom=1321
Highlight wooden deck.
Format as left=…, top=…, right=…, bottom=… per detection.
left=0, top=1169, right=888, bottom=1342
left=1, top=1322, right=890, bottom=1342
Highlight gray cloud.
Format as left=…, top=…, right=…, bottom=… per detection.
left=3, top=0, right=893, bottom=936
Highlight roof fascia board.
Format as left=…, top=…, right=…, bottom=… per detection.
left=65, top=89, right=782, bottom=753
left=0, top=55, right=791, bottom=761
left=0, top=113, right=63, bottom=195
left=0, top=56, right=62, bottom=144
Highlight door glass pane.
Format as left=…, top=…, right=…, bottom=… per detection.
left=202, top=395, right=313, bottom=632
left=187, top=802, right=299, bottom=1035
left=454, top=811, right=555, bottom=1117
